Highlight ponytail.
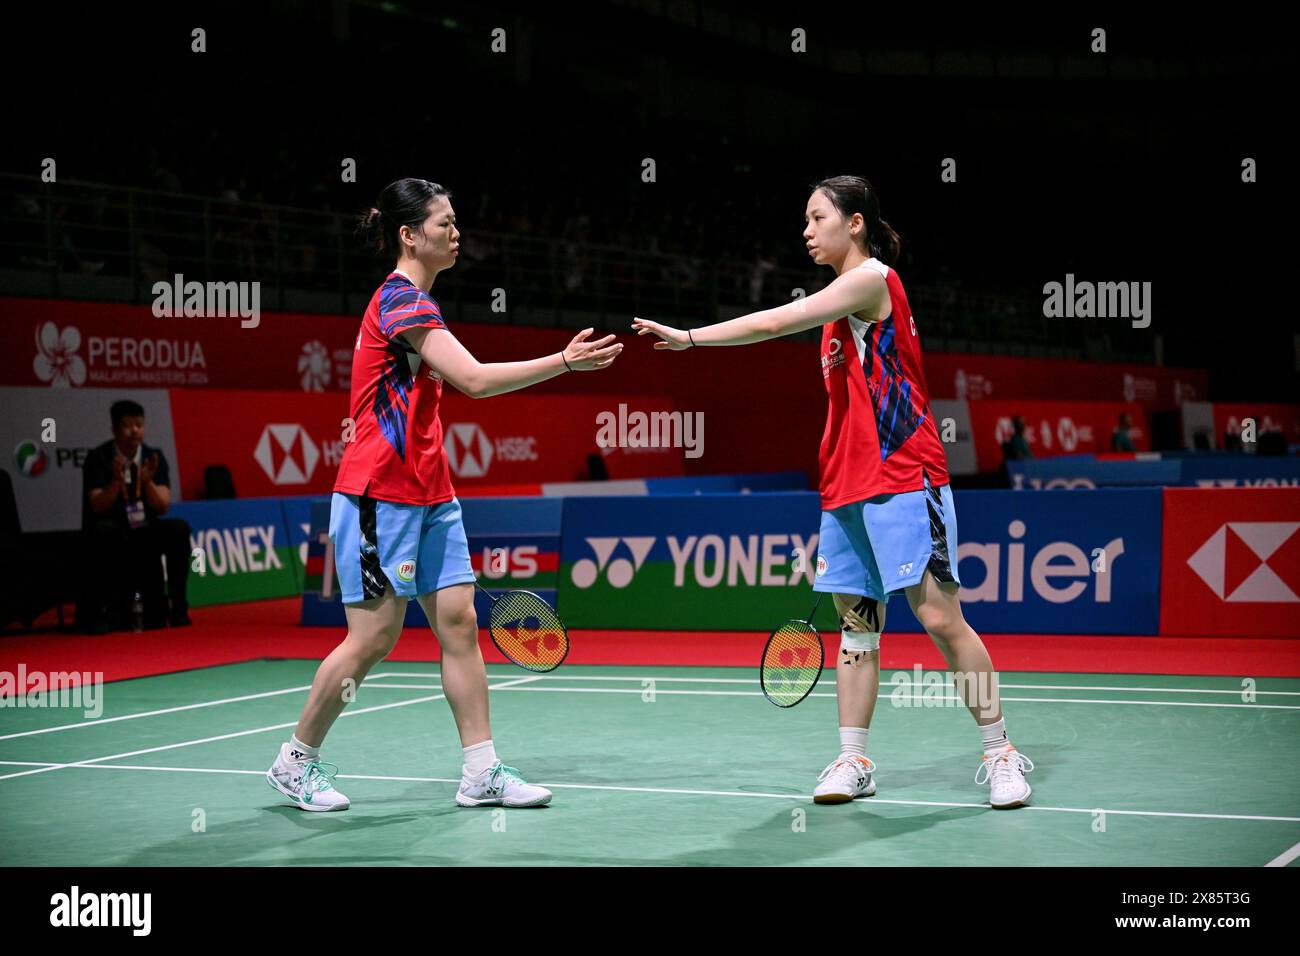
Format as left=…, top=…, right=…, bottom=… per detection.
left=356, top=178, right=451, bottom=260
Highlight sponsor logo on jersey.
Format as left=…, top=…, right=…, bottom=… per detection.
left=821, top=336, right=846, bottom=377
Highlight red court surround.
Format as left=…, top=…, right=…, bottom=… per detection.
left=2, top=599, right=1297, bottom=684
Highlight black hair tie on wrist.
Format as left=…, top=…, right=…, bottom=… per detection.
left=687, top=328, right=697, bottom=348
left=561, top=352, right=574, bottom=372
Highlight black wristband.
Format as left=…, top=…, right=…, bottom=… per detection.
left=687, top=328, right=697, bottom=348
left=561, top=351, right=574, bottom=372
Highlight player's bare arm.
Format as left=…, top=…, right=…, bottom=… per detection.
left=631, top=266, right=885, bottom=350
left=401, top=325, right=622, bottom=397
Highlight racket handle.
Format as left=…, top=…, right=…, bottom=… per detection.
left=808, top=592, right=824, bottom=621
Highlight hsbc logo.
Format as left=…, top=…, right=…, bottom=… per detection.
left=254, top=424, right=320, bottom=484
left=1187, top=522, right=1300, bottom=603
left=994, top=414, right=1091, bottom=453
left=444, top=423, right=538, bottom=478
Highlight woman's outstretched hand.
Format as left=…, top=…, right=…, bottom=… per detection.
left=632, top=317, right=692, bottom=351
left=563, top=328, right=623, bottom=370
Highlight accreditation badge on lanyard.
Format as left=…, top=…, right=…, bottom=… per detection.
left=124, top=460, right=147, bottom=530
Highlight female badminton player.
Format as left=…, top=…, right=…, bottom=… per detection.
left=632, top=175, right=1034, bottom=809
left=267, top=178, right=622, bottom=811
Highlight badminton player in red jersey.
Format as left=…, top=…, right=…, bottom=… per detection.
left=633, top=176, right=1034, bottom=809
left=267, top=178, right=621, bottom=811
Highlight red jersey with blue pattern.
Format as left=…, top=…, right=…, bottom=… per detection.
left=818, top=258, right=949, bottom=509
left=334, top=270, right=456, bottom=505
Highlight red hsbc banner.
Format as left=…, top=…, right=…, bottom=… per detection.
left=1213, top=403, right=1300, bottom=448
left=167, top=389, right=687, bottom=500
left=923, top=353, right=1206, bottom=412
left=967, top=399, right=1149, bottom=470
left=1160, top=488, right=1300, bottom=637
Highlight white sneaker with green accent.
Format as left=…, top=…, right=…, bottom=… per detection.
left=813, top=755, right=877, bottom=804
left=975, top=747, right=1035, bottom=809
left=266, top=745, right=350, bottom=812
left=455, top=761, right=552, bottom=808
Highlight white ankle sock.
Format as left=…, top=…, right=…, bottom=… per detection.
left=463, top=739, right=498, bottom=776
left=839, top=726, right=869, bottom=759
left=980, top=718, right=1011, bottom=755
left=286, top=735, right=319, bottom=763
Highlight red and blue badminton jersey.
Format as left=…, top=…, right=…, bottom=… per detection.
left=334, top=271, right=456, bottom=505
left=818, top=258, right=950, bottom=509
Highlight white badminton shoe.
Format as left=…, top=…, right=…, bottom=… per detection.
left=455, top=761, right=553, bottom=808
left=975, top=747, right=1035, bottom=809
left=266, top=743, right=351, bottom=812
left=813, top=754, right=877, bottom=804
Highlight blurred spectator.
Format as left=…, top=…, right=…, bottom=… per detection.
left=1002, top=416, right=1033, bottom=461
left=1111, top=412, right=1136, bottom=452
left=78, top=400, right=191, bottom=633
left=1224, top=423, right=1244, bottom=452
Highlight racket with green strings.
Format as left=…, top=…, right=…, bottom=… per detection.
left=474, top=582, right=570, bottom=673
left=760, top=594, right=827, bottom=707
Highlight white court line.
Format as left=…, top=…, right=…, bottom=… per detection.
left=8, top=760, right=1300, bottom=825
left=1266, top=840, right=1300, bottom=867
left=405, top=672, right=1300, bottom=695
left=0, top=671, right=414, bottom=742
left=3, top=669, right=1292, bottom=744
left=361, top=683, right=1300, bottom=710
left=0, top=676, right=535, bottom=783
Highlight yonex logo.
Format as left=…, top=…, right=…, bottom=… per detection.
left=254, top=424, right=320, bottom=484
left=1186, top=522, right=1300, bottom=603
left=570, top=536, right=655, bottom=588
left=898, top=562, right=914, bottom=577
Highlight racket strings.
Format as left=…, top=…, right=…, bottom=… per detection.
left=489, top=591, right=568, bottom=672
left=761, top=620, right=823, bottom=707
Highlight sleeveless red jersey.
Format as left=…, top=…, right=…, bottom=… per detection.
left=818, top=258, right=950, bottom=509
left=334, top=270, right=456, bottom=505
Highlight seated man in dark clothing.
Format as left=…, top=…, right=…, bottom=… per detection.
left=80, top=400, right=191, bottom=631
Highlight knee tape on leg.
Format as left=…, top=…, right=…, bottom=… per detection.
left=839, top=597, right=881, bottom=665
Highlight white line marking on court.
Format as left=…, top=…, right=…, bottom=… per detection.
left=0, top=676, right=534, bottom=783
left=361, top=683, right=1300, bottom=710
left=1266, top=840, right=1300, bottom=866
left=403, top=671, right=1300, bottom=696
left=19, top=760, right=1300, bottom=824
left=0, top=672, right=415, bottom=741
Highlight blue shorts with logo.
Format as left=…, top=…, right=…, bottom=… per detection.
left=329, top=492, right=476, bottom=605
left=813, top=479, right=961, bottom=601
